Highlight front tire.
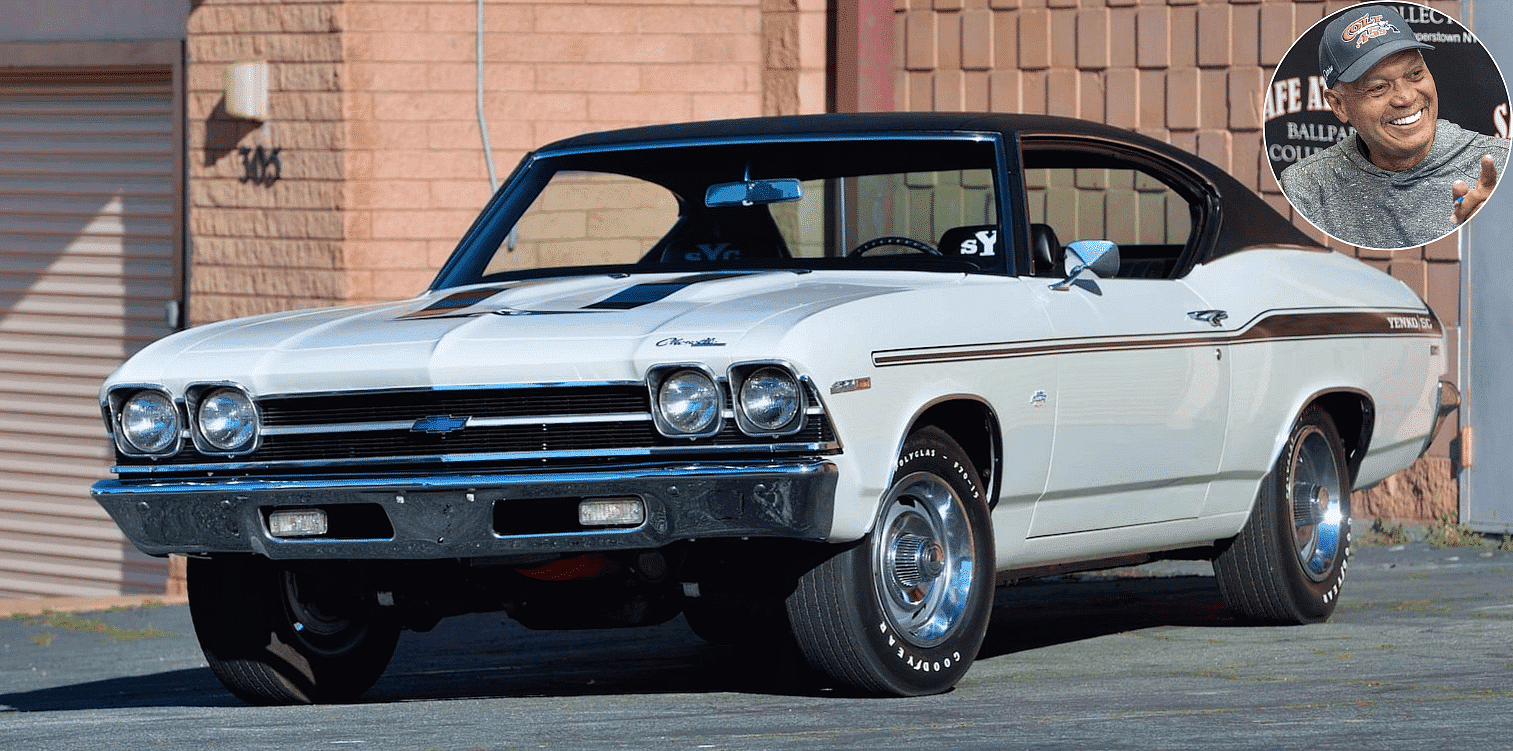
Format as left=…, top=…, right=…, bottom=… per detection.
left=1214, top=405, right=1351, bottom=624
left=188, top=556, right=401, bottom=705
left=786, top=427, right=994, bottom=696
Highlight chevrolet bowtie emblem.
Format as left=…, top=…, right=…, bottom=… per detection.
left=411, top=415, right=468, bottom=434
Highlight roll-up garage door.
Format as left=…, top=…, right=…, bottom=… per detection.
left=0, top=69, right=179, bottom=597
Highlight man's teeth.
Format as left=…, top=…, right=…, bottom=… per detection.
left=1390, top=110, right=1423, bottom=126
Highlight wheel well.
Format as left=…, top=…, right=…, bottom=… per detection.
left=909, top=399, right=999, bottom=504
left=1306, top=391, right=1374, bottom=485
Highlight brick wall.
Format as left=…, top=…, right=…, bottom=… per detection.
left=188, top=0, right=348, bottom=322
left=188, top=0, right=828, bottom=319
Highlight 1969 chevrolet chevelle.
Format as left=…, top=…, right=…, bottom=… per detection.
left=93, top=113, right=1454, bottom=704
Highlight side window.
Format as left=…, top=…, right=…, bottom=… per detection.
left=485, top=171, right=679, bottom=275
left=1025, top=166, right=1193, bottom=279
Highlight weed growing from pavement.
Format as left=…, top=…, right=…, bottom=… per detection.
left=1359, top=518, right=1411, bottom=546
left=1424, top=516, right=1513, bottom=551
left=1357, top=516, right=1513, bottom=551
left=19, top=610, right=179, bottom=643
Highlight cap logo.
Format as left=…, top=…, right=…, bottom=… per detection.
left=1341, top=13, right=1400, bottom=48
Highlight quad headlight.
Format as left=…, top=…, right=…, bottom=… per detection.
left=735, top=365, right=803, bottom=434
left=116, top=389, right=182, bottom=455
left=647, top=362, right=809, bottom=440
left=194, top=386, right=258, bottom=453
left=650, top=367, right=722, bottom=437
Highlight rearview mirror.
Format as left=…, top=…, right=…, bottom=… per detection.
left=706, top=178, right=802, bottom=207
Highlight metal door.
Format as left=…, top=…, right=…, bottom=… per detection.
left=0, top=70, right=180, bottom=595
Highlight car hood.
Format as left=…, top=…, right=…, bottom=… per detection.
left=112, top=270, right=958, bottom=395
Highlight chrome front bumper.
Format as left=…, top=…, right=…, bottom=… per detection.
left=93, top=461, right=837, bottom=560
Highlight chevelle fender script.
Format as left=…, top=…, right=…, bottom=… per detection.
left=93, top=113, right=1454, bottom=704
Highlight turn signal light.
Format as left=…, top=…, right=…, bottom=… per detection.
left=578, top=497, right=645, bottom=527
left=269, top=509, right=329, bottom=537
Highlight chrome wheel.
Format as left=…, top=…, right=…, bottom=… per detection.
left=785, top=427, right=992, bottom=696
left=871, top=471, right=976, bottom=648
left=1290, top=427, right=1345, bottom=583
left=1213, top=405, right=1351, bottom=624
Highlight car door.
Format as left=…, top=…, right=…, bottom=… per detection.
left=1018, top=159, right=1231, bottom=537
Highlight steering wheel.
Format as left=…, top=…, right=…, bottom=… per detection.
left=848, top=236, right=941, bottom=257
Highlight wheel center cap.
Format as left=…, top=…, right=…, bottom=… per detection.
left=892, top=533, right=946, bottom=587
left=916, top=539, right=946, bottom=579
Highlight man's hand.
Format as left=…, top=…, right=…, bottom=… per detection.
left=1452, top=154, right=1498, bottom=225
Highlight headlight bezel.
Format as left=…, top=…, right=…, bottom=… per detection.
left=187, top=383, right=261, bottom=455
left=647, top=364, right=724, bottom=438
left=731, top=361, right=808, bottom=436
left=109, top=386, right=184, bottom=457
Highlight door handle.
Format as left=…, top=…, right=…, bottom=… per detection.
left=1188, top=309, right=1228, bottom=327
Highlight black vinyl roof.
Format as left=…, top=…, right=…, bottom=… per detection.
left=543, top=112, right=1136, bottom=149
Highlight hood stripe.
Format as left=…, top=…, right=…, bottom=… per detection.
left=584, top=272, right=756, bottom=310
left=398, top=286, right=512, bottom=320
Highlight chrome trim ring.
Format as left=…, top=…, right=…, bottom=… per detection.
left=1291, top=426, right=1345, bottom=583
left=729, top=361, right=808, bottom=437
left=187, top=382, right=262, bottom=456
left=108, top=385, right=185, bottom=458
left=871, top=470, right=975, bottom=649
left=646, top=363, right=725, bottom=438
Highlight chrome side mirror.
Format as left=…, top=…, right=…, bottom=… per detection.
left=1050, top=240, right=1120, bottom=291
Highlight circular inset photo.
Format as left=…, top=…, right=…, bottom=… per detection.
left=1263, top=2, right=1510, bottom=250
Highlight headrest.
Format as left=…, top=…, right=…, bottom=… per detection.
left=1030, top=223, right=1062, bottom=275
left=936, top=224, right=1001, bottom=268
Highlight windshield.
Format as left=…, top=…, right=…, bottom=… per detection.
left=435, top=137, right=1004, bottom=287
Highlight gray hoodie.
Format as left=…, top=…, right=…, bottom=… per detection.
left=1278, top=119, right=1509, bottom=249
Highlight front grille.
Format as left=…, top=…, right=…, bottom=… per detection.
left=118, top=383, right=838, bottom=473
left=258, top=385, right=647, bottom=427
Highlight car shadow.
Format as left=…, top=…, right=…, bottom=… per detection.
left=0, top=668, right=240, bottom=712
left=979, top=572, right=1242, bottom=660
left=0, top=573, right=1244, bottom=710
left=371, top=571, right=1244, bottom=701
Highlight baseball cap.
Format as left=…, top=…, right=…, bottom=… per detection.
left=1319, top=5, right=1434, bottom=88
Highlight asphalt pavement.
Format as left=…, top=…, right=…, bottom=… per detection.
left=2, top=538, right=1510, bottom=750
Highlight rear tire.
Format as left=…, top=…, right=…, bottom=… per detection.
left=1214, top=406, right=1351, bottom=624
left=786, top=427, right=993, bottom=696
left=188, top=556, right=400, bottom=705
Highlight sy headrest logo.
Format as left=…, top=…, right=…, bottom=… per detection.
left=1341, top=13, right=1401, bottom=49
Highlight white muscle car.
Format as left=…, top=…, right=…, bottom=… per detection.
left=93, top=113, right=1455, bottom=704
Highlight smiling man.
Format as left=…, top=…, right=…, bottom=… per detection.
left=1279, top=4, right=1508, bottom=249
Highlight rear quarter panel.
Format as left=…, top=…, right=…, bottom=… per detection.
left=1184, top=248, right=1445, bottom=526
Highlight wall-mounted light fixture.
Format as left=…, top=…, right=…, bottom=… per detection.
left=224, top=60, right=269, bottom=121
left=224, top=60, right=280, bottom=185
